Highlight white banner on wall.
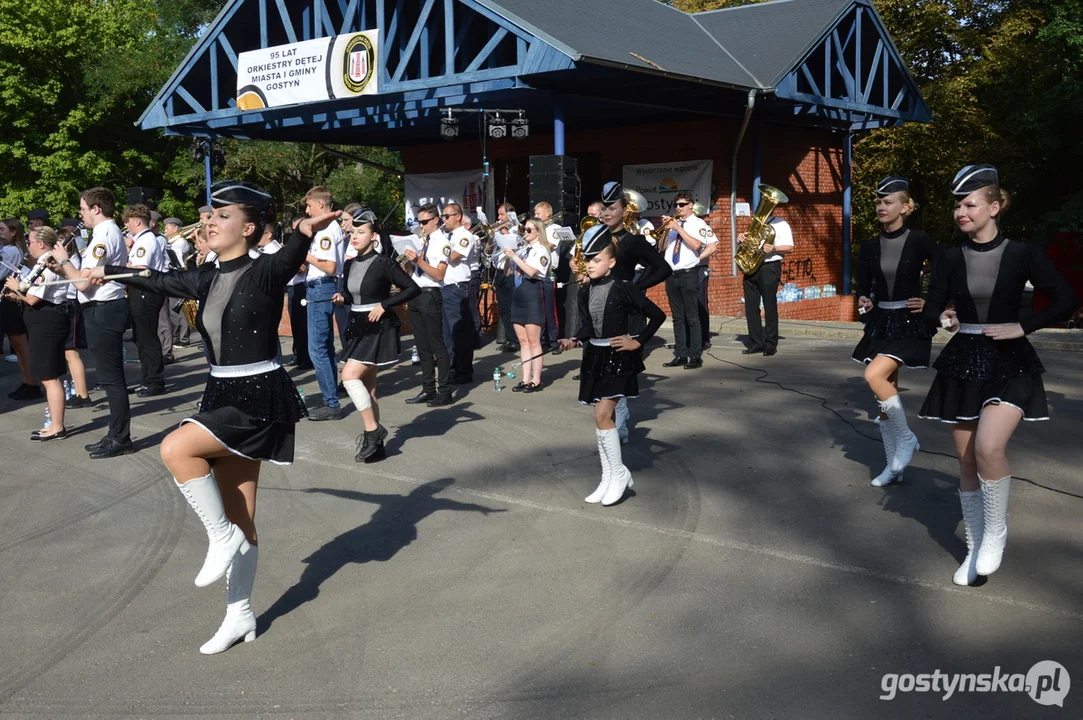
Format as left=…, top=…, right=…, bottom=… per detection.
left=236, top=31, right=379, bottom=110
left=404, top=170, right=485, bottom=229
left=622, top=159, right=714, bottom=218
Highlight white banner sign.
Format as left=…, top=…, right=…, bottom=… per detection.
left=236, top=31, right=379, bottom=110
left=404, top=170, right=485, bottom=229
left=622, top=159, right=714, bottom=218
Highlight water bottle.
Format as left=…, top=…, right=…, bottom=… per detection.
left=62, top=380, right=72, bottom=399
left=493, top=367, right=502, bottom=392
left=298, top=388, right=306, bottom=405
left=411, top=345, right=420, bottom=365
left=43, top=406, right=52, bottom=429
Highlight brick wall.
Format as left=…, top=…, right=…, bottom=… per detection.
left=277, top=117, right=857, bottom=337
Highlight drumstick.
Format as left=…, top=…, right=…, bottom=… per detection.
left=18, top=269, right=151, bottom=292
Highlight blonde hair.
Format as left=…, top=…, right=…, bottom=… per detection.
left=31, top=226, right=59, bottom=248
left=523, top=218, right=547, bottom=244
left=898, top=191, right=918, bottom=217
left=304, top=186, right=333, bottom=205
left=981, top=186, right=1012, bottom=215
left=533, top=201, right=552, bottom=214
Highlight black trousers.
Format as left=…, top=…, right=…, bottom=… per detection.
left=743, top=261, right=782, bottom=349
left=83, top=299, right=132, bottom=443
left=493, top=271, right=515, bottom=344
left=287, top=284, right=310, bottom=366
left=541, top=279, right=557, bottom=345
left=697, top=265, right=711, bottom=346
left=441, top=282, right=476, bottom=379
left=666, top=269, right=703, bottom=359
left=128, top=289, right=165, bottom=389
left=469, top=269, right=482, bottom=343
left=410, top=288, right=449, bottom=395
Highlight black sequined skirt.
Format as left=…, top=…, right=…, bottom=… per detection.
left=342, top=311, right=402, bottom=366
left=578, top=341, right=644, bottom=405
left=183, top=366, right=307, bottom=465
left=919, top=334, right=1048, bottom=423
left=852, top=306, right=932, bottom=368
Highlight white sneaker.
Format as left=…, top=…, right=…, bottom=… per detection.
left=4, top=354, right=16, bottom=363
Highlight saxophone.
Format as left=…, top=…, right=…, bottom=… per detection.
left=180, top=252, right=204, bottom=330
left=734, top=184, right=789, bottom=275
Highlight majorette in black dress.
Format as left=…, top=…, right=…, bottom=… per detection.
left=919, top=233, right=1078, bottom=423
left=339, top=248, right=420, bottom=366
left=610, top=226, right=672, bottom=336
left=107, top=229, right=313, bottom=464
left=575, top=276, right=666, bottom=405
left=852, top=226, right=941, bottom=368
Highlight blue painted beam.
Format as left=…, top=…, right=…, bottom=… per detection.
left=444, top=0, right=454, bottom=75
left=465, top=28, right=508, bottom=73
left=392, top=0, right=437, bottom=83
left=302, top=5, right=311, bottom=39
left=553, top=100, right=564, bottom=154
left=842, top=132, right=852, bottom=295
left=218, top=34, right=239, bottom=72
left=752, top=118, right=762, bottom=209
left=274, top=0, right=298, bottom=43
left=210, top=40, right=219, bottom=110
left=260, top=0, right=268, bottom=46
left=777, top=90, right=914, bottom=120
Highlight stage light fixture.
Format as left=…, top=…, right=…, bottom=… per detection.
left=511, top=112, right=529, bottom=139
left=440, top=110, right=459, bottom=140
left=488, top=113, right=507, bottom=139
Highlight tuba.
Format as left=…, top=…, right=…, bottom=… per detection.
left=734, top=184, right=789, bottom=275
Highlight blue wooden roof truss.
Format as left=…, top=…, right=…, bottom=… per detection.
left=772, top=1, right=930, bottom=130
left=140, top=0, right=928, bottom=141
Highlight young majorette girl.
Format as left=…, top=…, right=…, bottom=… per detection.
left=558, top=225, right=665, bottom=506
left=332, top=208, right=420, bottom=462
left=58, top=181, right=341, bottom=653
left=852, top=176, right=941, bottom=486
left=920, top=164, right=1078, bottom=586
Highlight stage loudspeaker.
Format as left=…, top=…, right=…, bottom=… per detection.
left=126, top=186, right=160, bottom=209
left=529, top=155, right=579, bottom=226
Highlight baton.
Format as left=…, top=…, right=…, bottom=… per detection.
left=502, top=346, right=564, bottom=379
left=299, top=297, right=337, bottom=307
left=18, top=269, right=151, bottom=293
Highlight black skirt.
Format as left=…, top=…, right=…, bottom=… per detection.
left=852, top=306, right=933, bottom=368
left=23, top=302, right=68, bottom=381
left=512, top=278, right=544, bottom=326
left=342, top=310, right=402, bottom=366
left=65, top=301, right=88, bottom=350
left=577, top=341, right=645, bottom=405
left=919, top=333, right=1048, bottom=422
left=183, top=366, right=307, bottom=465
left=1, top=297, right=26, bottom=336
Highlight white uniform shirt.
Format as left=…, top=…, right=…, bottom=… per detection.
left=666, top=215, right=717, bottom=271
left=444, top=227, right=476, bottom=284
left=634, top=218, right=656, bottom=271
left=519, top=241, right=551, bottom=277
left=65, top=251, right=83, bottom=301
left=130, top=229, right=170, bottom=272
left=0, top=245, right=24, bottom=283
left=249, top=239, right=282, bottom=259
left=78, top=219, right=128, bottom=303
left=170, top=236, right=192, bottom=267
left=412, top=229, right=450, bottom=289
left=762, top=217, right=793, bottom=264
left=305, top=221, right=345, bottom=281
left=26, top=265, right=68, bottom=304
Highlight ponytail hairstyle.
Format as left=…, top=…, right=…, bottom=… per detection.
left=31, top=226, right=60, bottom=249
left=981, top=186, right=1011, bottom=221
left=898, top=191, right=918, bottom=217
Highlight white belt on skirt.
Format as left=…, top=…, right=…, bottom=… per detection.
left=878, top=300, right=909, bottom=310
left=351, top=302, right=380, bottom=313
left=958, top=323, right=1015, bottom=335
left=209, top=360, right=281, bottom=378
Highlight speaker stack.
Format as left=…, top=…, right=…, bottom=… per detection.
left=126, top=186, right=160, bottom=209
left=528, top=155, right=579, bottom=228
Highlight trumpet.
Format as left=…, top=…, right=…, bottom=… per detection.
left=167, top=220, right=204, bottom=244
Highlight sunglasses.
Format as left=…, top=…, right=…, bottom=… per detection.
left=675, top=201, right=691, bottom=207
left=419, top=216, right=438, bottom=225
left=441, top=213, right=460, bottom=219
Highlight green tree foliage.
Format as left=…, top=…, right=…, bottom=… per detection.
left=667, top=0, right=1083, bottom=245
left=0, top=0, right=402, bottom=226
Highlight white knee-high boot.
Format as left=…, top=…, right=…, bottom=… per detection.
left=870, top=418, right=901, bottom=487
left=881, top=395, right=919, bottom=473
left=953, top=490, right=984, bottom=586
left=975, top=475, right=1012, bottom=576
left=175, top=474, right=251, bottom=587
left=200, top=544, right=259, bottom=655
left=585, top=430, right=612, bottom=504
left=615, top=398, right=630, bottom=444
left=600, top=429, right=633, bottom=506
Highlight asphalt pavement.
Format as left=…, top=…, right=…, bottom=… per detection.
left=1, top=322, right=1080, bottom=719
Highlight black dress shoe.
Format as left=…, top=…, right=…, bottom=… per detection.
left=662, top=357, right=689, bottom=368
left=684, top=358, right=704, bottom=369
left=65, top=394, right=92, bottom=409
left=89, top=438, right=135, bottom=459
left=136, top=386, right=167, bottom=398
left=522, top=382, right=542, bottom=393
left=406, top=391, right=437, bottom=405
left=32, top=428, right=69, bottom=442
left=763, top=346, right=777, bottom=356
left=426, top=393, right=453, bottom=407
left=84, top=437, right=107, bottom=452
left=354, top=424, right=389, bottom=461
left=572, top=374, right=581, bottom=381
left=742, top=346, right=764, bottom=355
left=504, top=344, right=520, bottom=353
left=9, top=384, right=43, bottom=401
left=511, top=381, right=528, bottom=392
left=163, top=356, right=176, bottom=365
